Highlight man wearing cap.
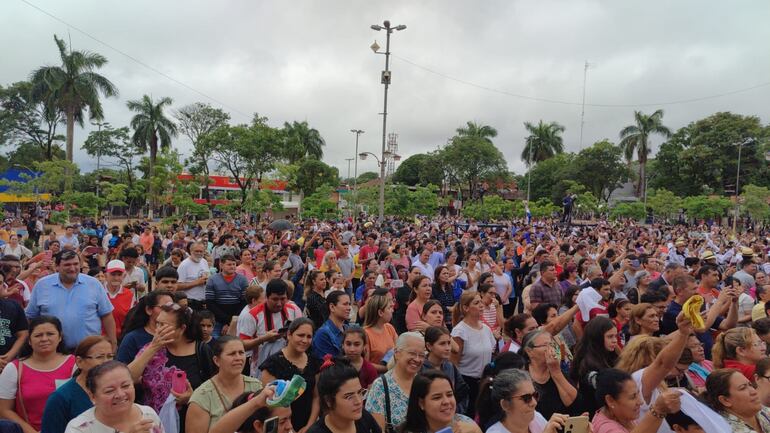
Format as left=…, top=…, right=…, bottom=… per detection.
left=103, top=260, right=136, bottom=338
left=26, top=250, right=116, bottom=350
left=733, top=247, right=758, bottom=290
left=667, top=238, right=688, bottom=267
left=58, top=225, right=79, bottom=250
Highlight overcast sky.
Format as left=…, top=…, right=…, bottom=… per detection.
left=2, top=0, right=769, bottom=178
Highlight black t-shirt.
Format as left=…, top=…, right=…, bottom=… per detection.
left=260, top=351, right=322, bottom=430
left=306, top=410, right=381, bottom=433
left=533, top=375, right=580, bottom=419
left=0, top=299, right=28, bottom=356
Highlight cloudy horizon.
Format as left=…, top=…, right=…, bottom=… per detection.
left=2, top=0, right=769, bottom=179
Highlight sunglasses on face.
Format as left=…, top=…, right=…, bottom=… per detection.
left=510, top=391, right=539, bottom=404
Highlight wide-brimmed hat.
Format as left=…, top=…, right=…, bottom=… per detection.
left=701, top=250, right=716, bottom=261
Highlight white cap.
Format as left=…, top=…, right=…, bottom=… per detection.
left=105, top=260, right=126, bottom=273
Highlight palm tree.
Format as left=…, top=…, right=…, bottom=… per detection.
left=283, top=121, right=325, bottom=163
left=456, top=121, right=497, bottom=143
left=522, top=120, right=565, bottom=166
left=619, top=109, right=671, bottom=198
left=127, top=95, right=177, bottom=218
left=30, top=35, right=118, bottom=162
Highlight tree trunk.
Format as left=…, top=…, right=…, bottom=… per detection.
left=639, top=159, right=646, bottom=200
left=65, top=107, right=75, bottom=162
left=203, top=163, right=211, bottom=203
left=148, top=135, right=157, bottom=220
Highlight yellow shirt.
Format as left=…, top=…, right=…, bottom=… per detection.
left=752, top=302, right=767, bottom=322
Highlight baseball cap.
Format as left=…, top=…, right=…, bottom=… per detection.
left=106, top=260, right=126, bottom=273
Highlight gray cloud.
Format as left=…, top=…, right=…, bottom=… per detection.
left=2, top=0, right=769, bottom=178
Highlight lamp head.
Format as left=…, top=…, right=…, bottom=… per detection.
left=395, top=25, right=407, bottom=31
left=370, top=40, right=381, bottom=53
left=359, top=153, right=368, bottom=160
left=383, top=20, right=391, bottom=28
left=371, top=25, right=383, bottom=31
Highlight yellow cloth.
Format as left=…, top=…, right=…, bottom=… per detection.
left=753, top=302, right=767, bottom=322
left=683, top=295, right=705, bottom=330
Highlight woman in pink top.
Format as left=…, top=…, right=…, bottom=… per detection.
left=235, top=249, right=256, bottom=281
left=478, top=283, right=503, bottom=336
left=406, top=275, right=433, bottom=332
left=0, top=316, right=77, bottom=433
left=592, top=368, right=682, bottom=433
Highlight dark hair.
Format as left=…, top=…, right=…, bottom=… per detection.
left=478, top=283, right=495, bottom=295
left=400, top=371, right=454, bottom=433
left=595, top=368, right=633, bottom=408
left=540, top=260, right=555, bottom=273
left=590, top=278, right=610, bottom=290
left=72, top=335, right=112, bottom=377
left=424, top=326, right=450, bottom=346
left=531, top=303, right=558, bottom=326
left=476, top=369, right=531, bottom=429
left=220, top=254, right=237, bottom=264
left=697, top=264, right=719, bottom=280
left=212, top=335, right=243, bottom=357
left=161, top=303, right=202, bottom=341
left=503, top=313, right=532, bottom=341
left=563, top=285, right=581, bottom=308
left=85, top=360, right=131, bottom=394
left=327, top=290, right=349, bottom=307
left=640, top=291, right=668, bottom=304
left=342, top=327, right=367, bottom=350
left=665, top=411, right=700, bottom=430
left=753, top=317, right=770, bottom=337
left=230, top=392, right=277, bottom=433
left=409, top=275, right=432, bottom=302
left=197, top=310, right=215, bottom=324
left=20, top=316, right=66, bottom=358
left=756, top=357, right=770, bottom=378
left=55, top=249, right=79, bottom=265
left=421, top=300, right=442, bottom=317
left=118, top=247, right=139, bottom=259
left=478, top=272, right=494, bottom=286
left=266, top=278, right=289, bottom=297
left=121, top=289, right=174, bottom=335
left=317, top=356, right=360, bottom=413
left=704, top=368, right=741, bottom=412
left=608, top=298, right=631, bottom=319
left=155, top=266, right=179, bottom=281
left=288, top=317, right=315, bottom=334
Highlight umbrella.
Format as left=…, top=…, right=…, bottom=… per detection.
left=269, top=219, right=294, bottom=231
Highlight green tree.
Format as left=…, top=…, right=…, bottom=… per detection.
left=522, top=120, right=565, bottom=166
left=619, top=109, right=672, bottom=197
left=392, top=153, right=443, bottom=186
left=682, top=195, right=732, bottom=220
left=463, top=195, right=513, bottom=221
left=356, top=172, right=380, bottom=184
left=60, top=191, right=104, bottom=218
left=441, top=136, right=508, bottom=201
left=30, top=35, right=118, bottom=162
left=245, top=189, right=284, bottom=217
left=174, top=103, right=230, bottom=202
left=0, top=81, right=65, bottom=160
left=294, top=158, right=338, bottom=196
left=646, top=188, right=683, bottom=221
left=283, top=120, right=325, bottom=163
left=571, top=140, right=630, bottom=201
left=104, top=183, right=128, bottom=214
left=456, top=121, right=497, bottom=144
left=301, top=185, right=338, bottom=219
left=740, top=184, right=770, bottom=223
left=82, top=126, right=141, bottom=190
left=8, top=142, right=65, bottom=168
left=610, top=202, right=646, bottom=221
left=523, top=153, right=574, bottom=202
left=127, top=95, right=177, bottom=218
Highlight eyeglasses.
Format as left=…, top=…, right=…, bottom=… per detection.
left=510, top=391, right=539, bottom=404
left=398, top=349, right=427, bottom=360
left=342, top=388, right=368, bottom=402
left=83, top=353, right=115, bottom=361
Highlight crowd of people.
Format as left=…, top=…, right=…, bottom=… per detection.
left=1, top=215, right=770, bottom=433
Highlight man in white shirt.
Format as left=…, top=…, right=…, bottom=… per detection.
left=58, top=225, right=79, bottom=250
left=176, top=242, right=209, bottom=310
left=412, top=249, right=435, bottom=283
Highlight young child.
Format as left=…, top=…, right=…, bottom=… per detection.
left=198, top=310, right=217, bottom=349
left=341, top=327, right=378, bottom=389
left=324, top=273, right=347, bottom=298
left=173, top=291, right=189, bottom=309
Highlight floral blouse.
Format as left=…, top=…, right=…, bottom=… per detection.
left=723, top=407, right=770, bottom=433
left=136, top=345, right=177, bottom=414
left=365, top=371, right=409, bottom=428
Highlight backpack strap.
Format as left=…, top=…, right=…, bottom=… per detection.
left=382, top=375, right=393, bottom=432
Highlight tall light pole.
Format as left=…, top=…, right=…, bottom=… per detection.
left=371, top=20, right=406, bottom=222
left=350, top=129, right=364, bottom=214
left=360, top=151, right=400, bottom=216
left=733, top=137, right=755, bottom=232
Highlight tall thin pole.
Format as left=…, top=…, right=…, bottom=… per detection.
left=350, top=129, right=364, bottom=215
left=579, top=61, right=589, bottom=148
left=378, top=26, right=391, bottom=223
left=733, top=140, right=743, bottom=233
left=526, top=141, right=532, bottom=203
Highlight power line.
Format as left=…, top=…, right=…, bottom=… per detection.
left=393, top=54, right=770, bottom=108
left=19, top=0, right=253, bottom=120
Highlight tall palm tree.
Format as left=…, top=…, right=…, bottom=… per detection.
left=456, top=121, right=498, bottom=144
left=521, top=120, right=565, bottom=166
left=30, top=35, right=118, bottom=162
left=127, top=95, right=177, bottom=218
left=283, top=120, right=325, bottom=163
left=619, top=109, right=671, bottom=198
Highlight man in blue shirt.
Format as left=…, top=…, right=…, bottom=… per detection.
left=26, top=249, right=116, bottom=350
left=312, top=291, right=351, bottom=358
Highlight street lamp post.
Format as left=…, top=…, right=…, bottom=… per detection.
left=371, top=20, right=406, bottom=222
left=350, top=129, right=364, bottom=214
left=359, top=151, right=400, bottom=216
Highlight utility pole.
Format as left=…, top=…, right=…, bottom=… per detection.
left=350, top=129, right=364, bottom=214
left=579, top=61, right=591, bottom=148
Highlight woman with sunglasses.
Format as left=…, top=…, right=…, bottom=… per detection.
left=307, top=356, right=380, bottom=433
left=41, top=336, right=114, bottom=433
left=520, top=330, right=578, bottom=420
left=477, top=368, right=569, bottom=433
left=127, top=302, right=215, bottom=430
left=116, top=289, right=175, bottom=364
left=366, top=332, right=425, bottom=431
left=399, top=370, right=480, bottom=433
